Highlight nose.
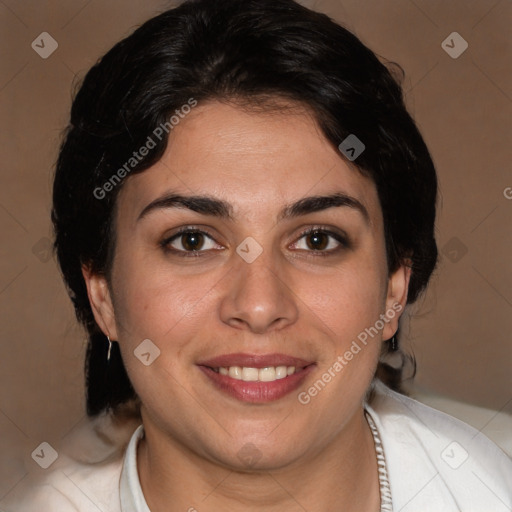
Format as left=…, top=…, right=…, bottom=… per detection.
left=219, top=255, right=299, bottom=334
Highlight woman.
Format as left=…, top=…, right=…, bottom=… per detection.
left=6, top=0, right=511, bottom=510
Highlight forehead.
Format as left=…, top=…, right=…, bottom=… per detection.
left=117, top=100, right=381, bottom=224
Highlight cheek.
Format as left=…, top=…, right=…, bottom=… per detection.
left=110, top=275, right=212, bottom=407
left=111, top=254, right=223, bottom=351
left=302, top=260, right=388, bottom=340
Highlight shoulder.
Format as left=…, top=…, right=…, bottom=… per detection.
left=0, top=413, right=141, bottom=512
left=366, top=381, right=512, bottom=512
left=1, top=461, right=123, bottom=512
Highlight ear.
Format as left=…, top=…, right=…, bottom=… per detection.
left=81, top=264, right=118, bottom=340
left=382, top=263, right=411, bottom=341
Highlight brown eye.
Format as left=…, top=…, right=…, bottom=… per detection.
left=292, top=228, right=349, bottom=254
left=306, top=232, right=329, bottom=250
left=164, top=230, right=220, bottom=253
left=180, top=232, right=205, bottom=251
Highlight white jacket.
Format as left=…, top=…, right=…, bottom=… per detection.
left=2, top=382, right=511, bottom=511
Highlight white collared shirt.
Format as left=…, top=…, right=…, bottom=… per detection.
left=120, top=425, right=150, bottom=512
left=3, top=382, right=512, bottom=511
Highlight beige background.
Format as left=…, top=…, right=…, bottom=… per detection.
left=1, top=0, right=511, bottom=501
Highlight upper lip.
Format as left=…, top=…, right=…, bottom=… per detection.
left=197, top=353, right=315, bottom=369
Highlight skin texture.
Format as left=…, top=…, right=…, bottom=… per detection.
left=84, top=100, right=410, bottom=511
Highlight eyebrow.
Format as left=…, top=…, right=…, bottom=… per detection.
left=137, top=192, right=369, bottom=224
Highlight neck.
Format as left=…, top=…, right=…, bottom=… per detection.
left=137, top=407, right=380, bottom=512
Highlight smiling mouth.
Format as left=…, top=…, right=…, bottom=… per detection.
left=197, top=354, right=316, bottom=403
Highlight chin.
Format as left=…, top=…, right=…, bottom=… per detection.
left=210, top=436, right=306, bottom=473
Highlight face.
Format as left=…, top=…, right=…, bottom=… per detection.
left=85, top=100, right=409, bottom=470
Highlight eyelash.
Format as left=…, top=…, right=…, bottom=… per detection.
left=160, top=226, right=220, bottom=257
left=160, top=226, right=350, bottom=257
left=292, top=227, right=350, bottom=257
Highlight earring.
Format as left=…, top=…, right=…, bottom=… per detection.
left=107, top=335, right=112, bottom=362
left=389, top=335, right=398, bottom=352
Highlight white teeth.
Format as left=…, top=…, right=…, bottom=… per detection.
left=275, top=366, right=288, bottom=379
left=228, top=366, right=242, bottom=380
left=242, top=367, right=259, bottom=381
left=259, top=367, right=276, bottom=382
left=216, top=365, right=297, bottom=382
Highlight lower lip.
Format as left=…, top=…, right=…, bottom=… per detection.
left=198, top=365, right=316, bottom=403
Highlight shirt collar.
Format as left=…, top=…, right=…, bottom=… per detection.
left=120, top=424, right=151, bottom=512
